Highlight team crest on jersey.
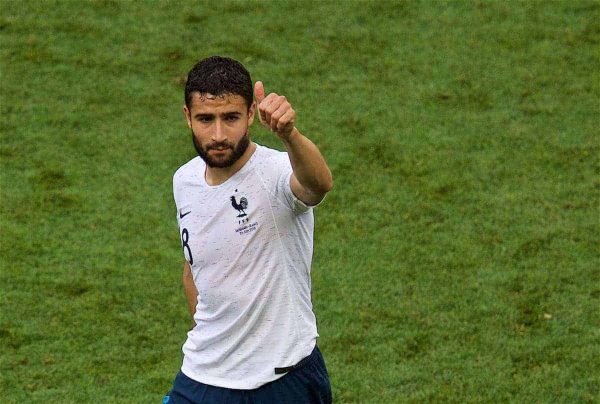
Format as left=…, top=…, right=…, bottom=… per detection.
left=231, top=189, right=258, bottom=234
left=230, top=194, right=248, bottom=217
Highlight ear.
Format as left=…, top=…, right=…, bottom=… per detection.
left=183, top=105, right=192, bottom=129
left=247, top=102, right=256, bottom=126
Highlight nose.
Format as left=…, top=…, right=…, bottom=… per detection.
left=212, top=119, right=227, bottom=142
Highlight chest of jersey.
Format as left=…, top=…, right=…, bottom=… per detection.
left=177, top=174, right=279, bottom=275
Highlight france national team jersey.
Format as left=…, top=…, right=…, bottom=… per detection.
left=172, top=144, right=320, bottom=390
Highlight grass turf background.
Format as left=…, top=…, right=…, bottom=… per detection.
left=1, top=0, right=599, bottom=402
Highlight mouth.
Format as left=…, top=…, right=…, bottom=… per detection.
left=208, top=147, right=232, bottom=157
left=208, top=144, right=232, bottom=151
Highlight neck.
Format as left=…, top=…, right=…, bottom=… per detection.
left=205, top=142, right=257, bottom=186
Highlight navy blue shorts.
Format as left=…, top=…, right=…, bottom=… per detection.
left=164, top=345, right=332, bottom=404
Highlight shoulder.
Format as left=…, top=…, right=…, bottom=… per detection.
left=173, top=157, right=204, bottom=200
left=253, top=144, right=290, bottom=172
left=173, top=157, right=203, bottom=183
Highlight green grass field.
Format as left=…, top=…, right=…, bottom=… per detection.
left=1, top=0, right=599, bottom=402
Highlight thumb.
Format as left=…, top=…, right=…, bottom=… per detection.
left=254, top=81, right=265, bottom=103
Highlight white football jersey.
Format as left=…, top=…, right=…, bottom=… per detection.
left=172, top=144, right=320, bottom=390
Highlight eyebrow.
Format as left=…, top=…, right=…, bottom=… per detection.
left=194, top=111, right=242, bottom=119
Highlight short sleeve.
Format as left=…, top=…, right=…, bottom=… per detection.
left=173, top=175, right=178, bottom=216
left=173, top=170, right=183, bottom=228
left=263, top=152, right=323, bottom=214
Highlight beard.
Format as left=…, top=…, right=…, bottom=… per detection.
left=192, top=130, right=250, bottom=168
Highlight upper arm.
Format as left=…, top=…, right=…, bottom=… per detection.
left=183, top=260, right=192, bottom=279
left=182, top=261, right=197, bottom=299
left=290, top=173, right=328, bottom=207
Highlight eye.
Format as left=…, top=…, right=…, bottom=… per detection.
left=225, top=115, right=239, bottom=122
left=197, top=116, right=212, bottom=123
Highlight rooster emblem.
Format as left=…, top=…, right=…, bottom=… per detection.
left=230, top=195, right=248, bottom=217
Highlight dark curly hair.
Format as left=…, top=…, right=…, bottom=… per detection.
left=184, top=56, right=253, bottom=110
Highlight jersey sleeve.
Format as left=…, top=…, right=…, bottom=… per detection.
left=261, top=152, right=322, bottom=214
left=173, top=172, right=181, bottom=226
left=173, top=170, right=186, bottom=242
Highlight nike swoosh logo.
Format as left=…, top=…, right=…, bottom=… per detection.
left=179, top=210, right=191, bottom=219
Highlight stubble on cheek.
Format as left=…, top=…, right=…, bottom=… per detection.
left=191, top=130, right=250, bottom=168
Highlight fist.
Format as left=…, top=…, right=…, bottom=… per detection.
left=254, top=81, right=296, bottom=140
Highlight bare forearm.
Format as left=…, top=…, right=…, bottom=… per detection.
left=283, top=128, right=333, bottom=195
left=253, top=82, right=332, bottom=203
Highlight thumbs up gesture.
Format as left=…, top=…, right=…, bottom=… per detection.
left=254, top=81, right=296, bottom=140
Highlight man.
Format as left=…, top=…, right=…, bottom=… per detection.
left=164, top=56, right=333, bottom=403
